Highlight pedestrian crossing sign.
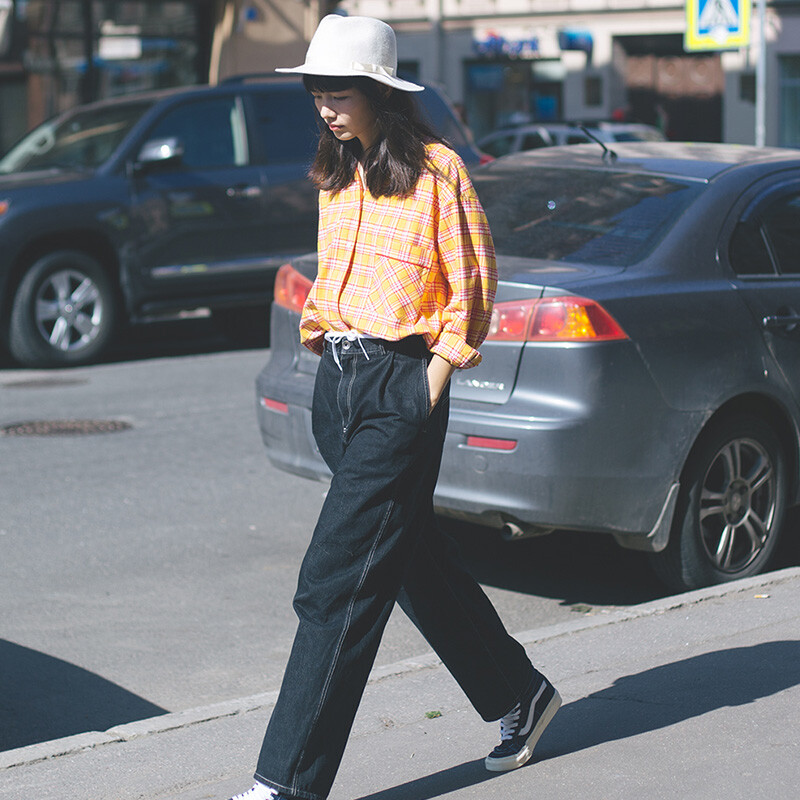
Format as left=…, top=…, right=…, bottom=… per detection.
left=685, top=0, right=751, bottom=51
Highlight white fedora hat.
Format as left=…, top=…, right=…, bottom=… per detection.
left=276, top=15, right=424, bottom=93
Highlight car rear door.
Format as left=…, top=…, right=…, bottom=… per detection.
left=725, top=174, right=800, bottom=404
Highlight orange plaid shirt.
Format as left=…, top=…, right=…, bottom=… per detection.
left=299, top=143, right=497, bottom=368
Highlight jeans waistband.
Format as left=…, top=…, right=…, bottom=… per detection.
left=323, top=333, right=429, bottom=360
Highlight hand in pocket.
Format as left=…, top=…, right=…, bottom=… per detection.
left=426, top=354, right=456, bottom=415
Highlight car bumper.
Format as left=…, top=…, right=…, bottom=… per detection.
left=256, top=342, right=703, bottom=546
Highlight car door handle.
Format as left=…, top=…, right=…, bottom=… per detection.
left=763, top=314, right=800, bottom=331
left=225, top=184, right=262, bottom=199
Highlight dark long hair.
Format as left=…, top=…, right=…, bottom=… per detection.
left=303, top=74, right=442, bottom=198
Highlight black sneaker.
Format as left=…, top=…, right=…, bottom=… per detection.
left=484, top=675, right=561, bottom=772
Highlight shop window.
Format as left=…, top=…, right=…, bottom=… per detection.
left=739, top=72, right=756, bottom=103
left=398, top=61, right=420, bottom=80
left=779, top=57, right=800, bottom=148
left=23, top=0, right=205, bottom=115
left=0, top=0, right=17, bottom=60
left=531, top=60, right=564, bottom=122
left=465, top=58, right=565, bottom=137
left=584, top=75, right=602, bottom=107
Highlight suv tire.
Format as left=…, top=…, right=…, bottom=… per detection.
left=9, top=250, right=117, bottom=368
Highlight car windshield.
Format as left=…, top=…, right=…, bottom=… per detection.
left=0, top=102, right=152, bottom=174
left=474, top=165, right=703, bottom=266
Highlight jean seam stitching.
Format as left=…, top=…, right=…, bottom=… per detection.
left=341, top=354, right=360, bottom=436
left=253, top=774, right=320, bottom=800
left=420, top=355, right=431, bottom=425
left=290, top=492, right=397, bottom=795
left=334, top=353, right=346, bottom=432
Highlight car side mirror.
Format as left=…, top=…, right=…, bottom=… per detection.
left=136, top=137, right=184, bottom=167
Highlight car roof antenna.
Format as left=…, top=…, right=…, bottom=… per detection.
left=579, top=125, right=618, bottom=163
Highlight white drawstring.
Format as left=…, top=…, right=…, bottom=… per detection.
left=324, top=329, right=371, bottom=371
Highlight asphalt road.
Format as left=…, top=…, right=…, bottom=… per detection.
left=2, top=319, right=798, bottom=753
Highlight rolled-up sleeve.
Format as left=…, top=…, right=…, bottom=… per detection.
left=429, top=170, right=497, bottom=368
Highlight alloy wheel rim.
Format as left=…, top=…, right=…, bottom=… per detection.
left=698, top=437, right=776, bottom=574
left=34, top=269, right=103, bottom=352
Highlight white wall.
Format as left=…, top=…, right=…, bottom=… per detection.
left=722, top=49, right=755, bottom=145
left=771, top=12, right=800, bottom=147
left=341, top=0, right=798, bottom=145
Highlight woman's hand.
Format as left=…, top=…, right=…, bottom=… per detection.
left=427, top=354, right=456, bottom=414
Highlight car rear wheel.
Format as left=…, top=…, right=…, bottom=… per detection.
left=649, top=415, right=787, bottom=592
left=9, top=250, right=117, bottom=368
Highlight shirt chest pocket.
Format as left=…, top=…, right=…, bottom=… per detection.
left=368, top=244, right=436, bottom=324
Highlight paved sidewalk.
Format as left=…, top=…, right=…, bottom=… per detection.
left=2, top=568, right=799, bottom=800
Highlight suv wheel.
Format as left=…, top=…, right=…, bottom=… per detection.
left=649, top=415, right=787, bottom=591
left=9, top=250, right=117, bottom=368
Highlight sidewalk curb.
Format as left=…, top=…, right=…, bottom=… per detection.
left=512, top=565, right=800, bottom=649
left=3, top=566, right=798, bottom=772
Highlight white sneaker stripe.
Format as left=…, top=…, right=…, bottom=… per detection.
left=518, top=681, right=547, bottom=737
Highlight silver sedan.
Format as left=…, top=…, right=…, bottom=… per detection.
left=257, top=142, right=800, bottom=591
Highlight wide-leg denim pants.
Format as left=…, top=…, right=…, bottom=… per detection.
left=255, top=336, right=535, bottom=800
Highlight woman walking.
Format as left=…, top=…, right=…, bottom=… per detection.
left=231, top=15, right=560, bottom=800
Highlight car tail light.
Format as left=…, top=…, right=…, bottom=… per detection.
left=486, top=296, right=628, bottom=342
left=478, top=152, right=495, bottom=165
left=261, top=397, right=289, bottom=414
left=274, top=263, right=312, bottom=313
left=466, top=436, right=517, bottom=451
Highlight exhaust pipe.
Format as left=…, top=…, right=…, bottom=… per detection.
left=501, top=521, right=555, bottom=541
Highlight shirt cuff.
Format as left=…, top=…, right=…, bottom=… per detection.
left=429, top=330, right=483, bottom=369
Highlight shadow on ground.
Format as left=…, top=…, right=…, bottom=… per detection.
left=0, top=312, right=270, bottom=372
left=101, top=313, right=269, bottom=365
left=543, top=639, right=800, bottom=758
left=0, top=640, right=167, bottom=752
left=355, top=640, right=800, bottom=800
left=443, top=519, right=669, bottom=608
left=444, top=505, right=800, bottom=609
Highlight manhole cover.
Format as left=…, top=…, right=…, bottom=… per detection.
left=0, top=419, right=132, bottom=437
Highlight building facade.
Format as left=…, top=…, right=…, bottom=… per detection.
left=341, top=0, right=800, bottom=147
left=0, top=0, right=317, bottom=154
left=1, top=0, right=798, bottom=153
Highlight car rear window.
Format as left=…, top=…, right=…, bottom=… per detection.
left=474, top=165, right=703, bottom=266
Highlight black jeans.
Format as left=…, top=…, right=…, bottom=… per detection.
left=255, top=336, right=535, bottom=800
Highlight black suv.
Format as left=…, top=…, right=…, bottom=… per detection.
left=0, top=76, right=483, bottom=367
